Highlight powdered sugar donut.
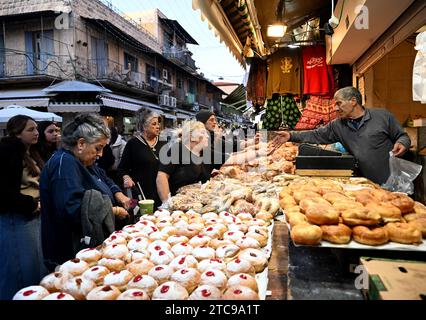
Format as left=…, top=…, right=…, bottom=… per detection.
left=117, top=289, right=150, bottom=300
left=192, top=246, right=216, bottom=261
left=189, top=284, right=222, bottom=300
left=173, top=220, right=189, bottom=229
left=246, top=218, right=267, bottom=227
left=40, top=272, right=72, bottom=292
left=171, top=211, right=188, bottom=221
left=169, top=255, right=198, bottom=270
left=42, top=292, right=75, bottom=300
left=98, top=258, right=125, bottom=272
left=62, top=277, right=96, bottom=300
left=227, top=223, right=248, bottom=233
left=13, top=286, right=49, bottom=300
left=126, top=258, right=155, bottom=276
left=126, top=249, right=150, bottom=262
left=127, top=274, right=158, bottom=296
left=121, top=224, right=139, bottom=234
left=103, top=270, right=133, bottom=291
left=188, top=234, right=211, bottom=247
left=171, top=242, right=194, bottom=256
left=202, top=212, right=218, bottom=220
left=156, top=215, right=173, bottom=223
left=148, top=240, right=171, bottom=254
left=110, top=230, right=131, bottom=240
left=148, top=265, right=174, bottom=284
left=245, top=231, right=268, bottom=247
left=161, top=225, right=178, bottom=236
left=197, top=258, right=227, bottom=273
left=223, top=285, right=259, bottom=300
left=187, top=222, right=205, bottom=232
left=59, top=258, right=89, bottom=276
left=102, top=244, right=129, bottom=260
left=201, top=226, right=222, bottom=239
left=235, top=236, right=261, bottom=250
left=149, top=231, right=169, bottom=242
left=209, top=239, right=233, bottom=250
left=238, top=248, right=268, bottom=273
left=150, top=249, right=175, bottom=265
left=140, top=225, right=160, bottom=236
left=76, top=248, right=102, bottom=266
left=203, top=218, right=222, bottom=226
left=127, top=237, right=150, bottom=252
left=226, top=258, right=255, bottom=276
left=216, top=244, right=240, bottom=261
left=152, top=281, right=188, bottom=300
left=156, top=219, right=172, bottom=229
left=171, top=268, right=201, bottom=293
left=134, top=219, right=156, bottom=230
left=82, top=266, right=110, bottom=285
left=247, top=225, right=269, bottom=235
left=86, top=285, right=121, bottom=300
left=167, top=235, right=189, bottom=246
left=227, top=273, right=258, bottom=292
left=104, top=234, right=128, bottom=246
left=154, top=208, right=171, bottom=217
left=200, top=269, right=227, bottom=291
left=223, top=230, right=245, bottom=243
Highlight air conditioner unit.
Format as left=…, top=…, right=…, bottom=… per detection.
left=170, top=97, right=177, bottom=108
left=162, top=69, right=168, bottom=80
left=159, top=94, right=170, bottom=106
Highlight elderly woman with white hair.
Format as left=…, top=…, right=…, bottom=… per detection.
left=118, top=109, right=167, bottom=210
left=156, top=120, right=210, bottom=204
left=40, top=114, right=130, bottom=271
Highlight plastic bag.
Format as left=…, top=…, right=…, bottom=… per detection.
left=382, top=152, right=423, bottom=195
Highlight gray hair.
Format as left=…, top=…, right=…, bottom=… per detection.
left=181, top=120, right=207, bottom=145
left=135, top=108, right=160, bottom=132
left=61, top=113, right=110, bottom=149
left=334, top=86, right=363, bottom=105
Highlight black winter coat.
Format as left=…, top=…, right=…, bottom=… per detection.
left=0, top=137, right=38, bottom=215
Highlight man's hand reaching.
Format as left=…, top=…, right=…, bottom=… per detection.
left=392, top=142, right=407, bottom=157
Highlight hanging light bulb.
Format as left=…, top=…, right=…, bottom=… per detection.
left=267, top=24, right=287, bottom=38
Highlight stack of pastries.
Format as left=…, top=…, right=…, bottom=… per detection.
left=14, top=209, right=271, bottom=300
left=280, top=178, right=426, bottom=247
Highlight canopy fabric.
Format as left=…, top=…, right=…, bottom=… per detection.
left=0, top=105, right=62, bottom=123
left=43, top=80, right=112, bottom=93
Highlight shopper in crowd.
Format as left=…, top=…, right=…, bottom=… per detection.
left=34, top=121, right=61, bottom=165
left=195, top=110, right=236, bottom=174
left=271, top=86, right=411, bottom=184
left=118, top=109, right=167, bottom=209
left=156, top=120, right=210, bottom=205
left=40, top=114, right=130, bottom=271
left=0, top=115, right=47, bottom=300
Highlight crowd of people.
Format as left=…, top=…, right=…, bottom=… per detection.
left=0, top=86, right=411, bottom=299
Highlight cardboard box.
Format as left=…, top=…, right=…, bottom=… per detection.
left=360, top=257, right=426, bottom=300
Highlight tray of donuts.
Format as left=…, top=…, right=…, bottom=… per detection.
left=13, top=209, right=275, bottom=301
left=279, top=184, right=426, bottom=250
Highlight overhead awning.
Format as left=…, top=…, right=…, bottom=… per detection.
left=99, top=93, right=164, bottom=114
left=0, top=98, right=50, bottom=108
left=176, top=113, right=191, bottom=119
left=192, top=0, right=245, bottom=67
left=164, top=113, right=177, bottom=120
left=43, top=80, right=112, bottom=93
left=48, top=102, right=101, bottom=113
left=0, top=88, right=54, bottom=108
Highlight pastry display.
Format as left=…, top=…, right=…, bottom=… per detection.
left=13, top=286, right=50, bottom=300
left=86, top=285, right=121, bottom=300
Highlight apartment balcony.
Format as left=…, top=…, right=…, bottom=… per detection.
left=163, top=49, right=197, bottom=71
left=0, top=50, right=74, bottom=83
left=77, top=58, right=154, bottom=93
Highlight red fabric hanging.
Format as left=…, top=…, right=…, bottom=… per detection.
left=302, top=45, right=335, bottom=97
left=294, top=96, right=337, bottom=130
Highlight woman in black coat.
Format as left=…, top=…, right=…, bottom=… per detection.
left=118, top=109, right=167, bottom=209
left=0, top=115, right=47, bottom=300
